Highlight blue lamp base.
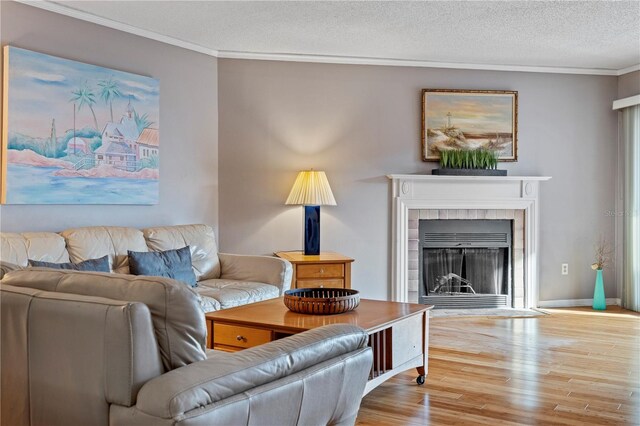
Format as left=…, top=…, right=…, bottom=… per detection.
left=304, top=205, right=320, bottom=255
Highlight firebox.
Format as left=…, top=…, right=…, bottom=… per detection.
left=419, top=220, right=512, bottom=309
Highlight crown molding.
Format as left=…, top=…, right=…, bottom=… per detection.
left=217, top=50, right=621, bottom=76
left=617, top=63, right=640, bottom=76
left=15, top=0, right=219, bottom=57
left=16, top=0, right=636, bottom=77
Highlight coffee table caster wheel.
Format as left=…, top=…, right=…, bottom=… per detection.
left=416, top=375, right=425, bottom=385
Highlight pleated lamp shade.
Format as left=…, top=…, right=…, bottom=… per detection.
left=285, top=171, right=337, bottom=206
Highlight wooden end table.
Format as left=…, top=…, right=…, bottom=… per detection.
left=205, top=298, right=432, bottom=395
left=274, top=251, right=354, bottom=289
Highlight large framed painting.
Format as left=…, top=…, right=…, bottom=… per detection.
left=422, top=89, right=518, bottom=162
left=1, top=46, right=159, bottom=204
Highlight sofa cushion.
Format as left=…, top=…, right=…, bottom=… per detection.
left=197, top=279, right=279, bottom=309
left=60, top=227, right=148, bottom=274
left=2, top=269, right=207, bottom=371
left=29, top=255, right=111, bottom=273
left=128, top=247, right=197, bottom=287
left=0, top=232, right=70, bottom=267
left=199, top=295, right=221, bottom=313
left=143, top=224, right=221, bottom=280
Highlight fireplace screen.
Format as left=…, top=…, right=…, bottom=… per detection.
left=424, top=248, right=507, bottom=295
left=419, top=220, right=512, bottom=308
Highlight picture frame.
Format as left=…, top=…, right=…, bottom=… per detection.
left=421, top=89, right=518, bottom=162
left=2, top=46, right=160, bottom=204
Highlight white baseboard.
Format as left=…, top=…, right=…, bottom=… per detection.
left=538, top=298, right=621, bottom=308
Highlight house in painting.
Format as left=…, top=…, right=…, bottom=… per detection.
left=100, top=102, right=140, bottom=155
left=64, top=137, right=91, bottom=156
left=94, top=140, right=137, bottom=171
left=137, top=128, right=159, bottom=160
left=96, top=100, right=160, bottom=170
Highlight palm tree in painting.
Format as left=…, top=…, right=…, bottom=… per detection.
left=70, top=83, right=99, bottom=131
left=134, top=110, right=154, bottom=134
left=98, top=77, right=122, bottom=122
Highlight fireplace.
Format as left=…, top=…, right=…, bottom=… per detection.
left=387, top=174, right=551, bottom=309
left=419, top=220, right=512, bottom=308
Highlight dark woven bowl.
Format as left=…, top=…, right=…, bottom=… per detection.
left=283, top=288, right=360, bottom=315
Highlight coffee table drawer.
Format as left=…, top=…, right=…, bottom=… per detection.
left=213, top=323, right=272, bottom=349
left=297, top=264, right=344, bottom=278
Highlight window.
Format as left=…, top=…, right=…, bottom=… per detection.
left=621, top=104, right=640, bottom=311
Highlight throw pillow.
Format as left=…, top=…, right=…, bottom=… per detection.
left=128, top=246, right=197, bottom=287
left=28, top=255, right=111, bottom=273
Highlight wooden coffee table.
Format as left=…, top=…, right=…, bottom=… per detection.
left=205, top=298, right=433, bottom=395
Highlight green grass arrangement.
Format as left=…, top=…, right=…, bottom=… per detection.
left=439, top=149, right=499, bottom=170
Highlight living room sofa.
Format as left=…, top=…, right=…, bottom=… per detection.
left=0, top=224, right=292, bottom=312
left=1, top=269, right=373, bottom=426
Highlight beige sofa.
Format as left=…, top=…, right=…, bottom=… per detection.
left=0, top=224, right=292, bottom=312
left=1, top=269, right=373, bottom=425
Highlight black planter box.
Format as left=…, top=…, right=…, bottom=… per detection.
left=431, top=168, right=507, bottom=176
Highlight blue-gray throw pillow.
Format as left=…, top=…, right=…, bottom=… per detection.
left=29, top=255, right=110, bottom=273
left=128, top=246, right=197, bottom=288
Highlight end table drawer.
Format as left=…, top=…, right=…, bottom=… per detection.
left=297, top=279, right=345, bottom=288
left=213, top=323, right=272, bottom=349
left=297, top=264, right=344, bottom=278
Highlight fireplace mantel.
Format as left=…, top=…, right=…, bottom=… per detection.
left=387, top=174, right=551, bottom=308
left=387, top=174, right=552, bottom=182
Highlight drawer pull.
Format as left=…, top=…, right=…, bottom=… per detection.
left=236, top=335, right=246, bottom=342
left=320, top=268, right=324, bottom=273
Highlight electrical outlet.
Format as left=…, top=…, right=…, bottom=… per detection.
left=561, top=263, right=569, bottom=275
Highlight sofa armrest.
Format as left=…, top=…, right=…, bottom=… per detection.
left=135, top=324, right=371, bottom=419
left=0, top=261, right=23, bottom=280
left=217, top=253, right=292, bottom=294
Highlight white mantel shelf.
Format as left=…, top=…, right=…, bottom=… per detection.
left=387, top=174, right=552, bottom=181
left=387, top=173, right=552, bottom=308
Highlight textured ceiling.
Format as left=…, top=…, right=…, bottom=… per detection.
left=54, top=1, right=640, bottom=71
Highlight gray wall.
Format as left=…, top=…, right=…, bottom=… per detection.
left=0, top=2, right=624, bottom=303
left=0, top=2, right=219, bottom=233
left=218, top=59, right=619, bottom=302
left=618, top=70, right=640, bottom=98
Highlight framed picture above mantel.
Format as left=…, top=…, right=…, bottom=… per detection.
left=421, top=89, right=518, bottom=162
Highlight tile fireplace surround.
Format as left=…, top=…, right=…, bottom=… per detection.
left=387, top=174, right=551, bottom=309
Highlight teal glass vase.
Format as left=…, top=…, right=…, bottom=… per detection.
left=592, top=269, right=606, bottom=310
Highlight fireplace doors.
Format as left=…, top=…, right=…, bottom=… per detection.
left=419, top=220, right=512, bottom=308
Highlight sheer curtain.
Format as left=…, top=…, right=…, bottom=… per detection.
left=622, top=105, right=640, bottom=312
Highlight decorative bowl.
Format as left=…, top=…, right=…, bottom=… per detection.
left=283, top=288, right=360, bottom=315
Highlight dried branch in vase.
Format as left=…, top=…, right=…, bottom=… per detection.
left=591, top=237, right=613, bottom=270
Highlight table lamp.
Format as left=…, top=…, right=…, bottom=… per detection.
left=285, top=170, right=337, bottom=255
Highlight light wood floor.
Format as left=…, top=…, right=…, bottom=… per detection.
left=357, top=306, right=640, bottom=425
